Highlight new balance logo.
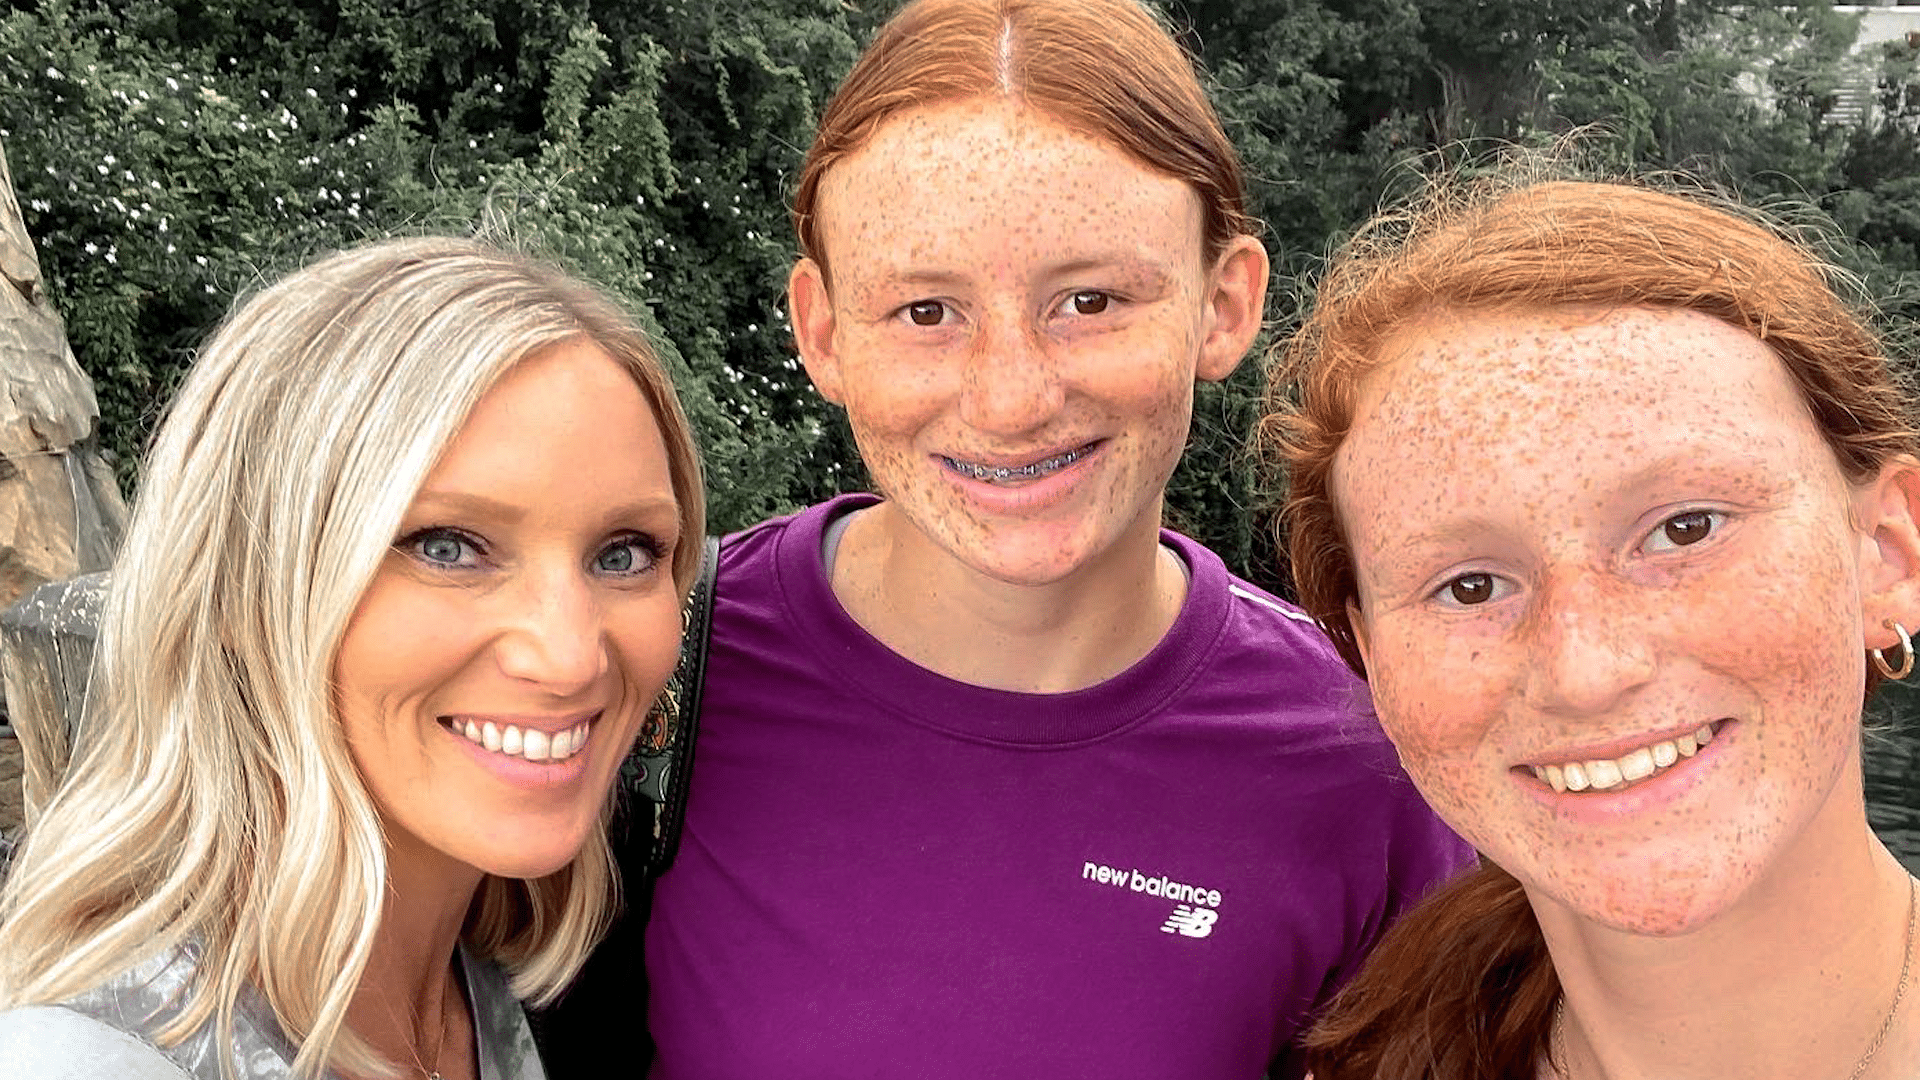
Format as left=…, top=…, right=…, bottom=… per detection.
left=1080, top=860, right=1224, bottom=938
left=1160, top=905, right=1218, bottom=938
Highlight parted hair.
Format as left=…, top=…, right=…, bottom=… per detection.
left=1259, top=177, right=1920, bottom=1079
left=791, top=0, right=1259, bottom=278
left=0, top=236, right=705, bottom=1080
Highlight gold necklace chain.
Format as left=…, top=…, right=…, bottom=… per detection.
left=1551, top=875, right=1918, bottom=1080
left=382, top=977, right=452, bottom=1080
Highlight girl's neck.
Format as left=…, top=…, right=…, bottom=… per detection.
left=1540, top=805, right=1919, bottom=1080
left=826, top=502, right=1187, bottom=693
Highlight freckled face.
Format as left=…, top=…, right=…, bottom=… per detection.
left=802, top=99, right=1235, bottom=586
left=1335, top=306, right=1872, bottom=935
left=334, top=339, right=684, bottom=883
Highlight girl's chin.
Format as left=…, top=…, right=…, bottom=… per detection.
left=1519, top=866, right=1756, bottom=938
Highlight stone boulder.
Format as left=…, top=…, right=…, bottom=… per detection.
left=0, top=136, right=131, bottom=830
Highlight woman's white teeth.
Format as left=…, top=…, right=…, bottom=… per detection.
left=1532, top=723, right=1718, bottom=793
left=454, top=718, right=590, bottom=763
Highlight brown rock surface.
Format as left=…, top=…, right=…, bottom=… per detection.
left=0, top=738, right=20, bottom=839
left=0, top=136, right=130, bottom=835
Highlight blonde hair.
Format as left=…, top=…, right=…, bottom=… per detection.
left=0, top=236, right=705, bottom=1079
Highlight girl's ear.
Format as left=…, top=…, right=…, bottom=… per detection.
left=1195, top=234, right=1270, bottom=384
left=1855, top=456, right=1920, bottom=654
left=789, top=258, right=845, bottom=404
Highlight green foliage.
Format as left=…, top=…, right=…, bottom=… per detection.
left=8, top=0, right=1920, bottom=594
left=1, top=0, right=880, bottom=531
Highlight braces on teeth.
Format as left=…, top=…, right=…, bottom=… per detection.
left=946, top=446, right=1085, bottom=481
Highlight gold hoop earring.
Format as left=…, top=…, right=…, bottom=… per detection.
left=1873, top=620, right=1915, bottom=681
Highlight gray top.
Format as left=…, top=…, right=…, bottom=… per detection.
left=0, top=943, right=546, bottom=1080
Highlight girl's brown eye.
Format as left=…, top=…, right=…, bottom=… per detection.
left=1446, top=573, right=1495, bottom=605
left=908, top=301, right=945, bottom=326
left=1069, top=291, right=1109, bottom=315
left=1662, top=510, right=1714, bottom=547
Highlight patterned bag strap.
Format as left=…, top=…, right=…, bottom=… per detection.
left=621, top=534, right=720, bottom=879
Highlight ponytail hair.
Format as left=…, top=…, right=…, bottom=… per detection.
left=1304, top=862, right=1558, bottom=1080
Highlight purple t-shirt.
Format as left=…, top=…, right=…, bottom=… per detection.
left=646, top=495, right=1473, bottom=1078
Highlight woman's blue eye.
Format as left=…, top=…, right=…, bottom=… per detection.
left=402, top=528, right=481, bottom=568
left=595, top=537, right=660, bottom=576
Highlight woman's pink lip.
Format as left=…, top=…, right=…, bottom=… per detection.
left=440, top=717, right=596, bottom=788
left=1518, top=718, right=1733, bottom=768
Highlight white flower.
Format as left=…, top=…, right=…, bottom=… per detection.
left=305, top=87, right=317, bottom=98
left=205, top=283, right=215, bottom=293
left=195, top=255, right=208, bottom=266
left=165, top=76, right=179, bottom=91
left=83, top=242, right=98, bottom=254
left=104, top=249, right=117, bottom=264
left=45, top=66, right=61, bottom=80
left=493, top=82, right=503, bottom=92
left=347, top=87, right=358, bottom=99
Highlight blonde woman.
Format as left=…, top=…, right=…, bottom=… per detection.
left=0, top=236, right=704, bottom=1080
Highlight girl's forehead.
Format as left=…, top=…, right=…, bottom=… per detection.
left=812, top=100, right=1206, bottom=283
left=1336, top=305, right=1822, bottom=502
left=1357, top=305, right=1771, bottom=420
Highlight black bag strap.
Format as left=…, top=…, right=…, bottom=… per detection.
left=620, top=533, right=719, bottom=878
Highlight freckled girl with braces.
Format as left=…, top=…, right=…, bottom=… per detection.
left=539, top=1, right=1472, bottom=1077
